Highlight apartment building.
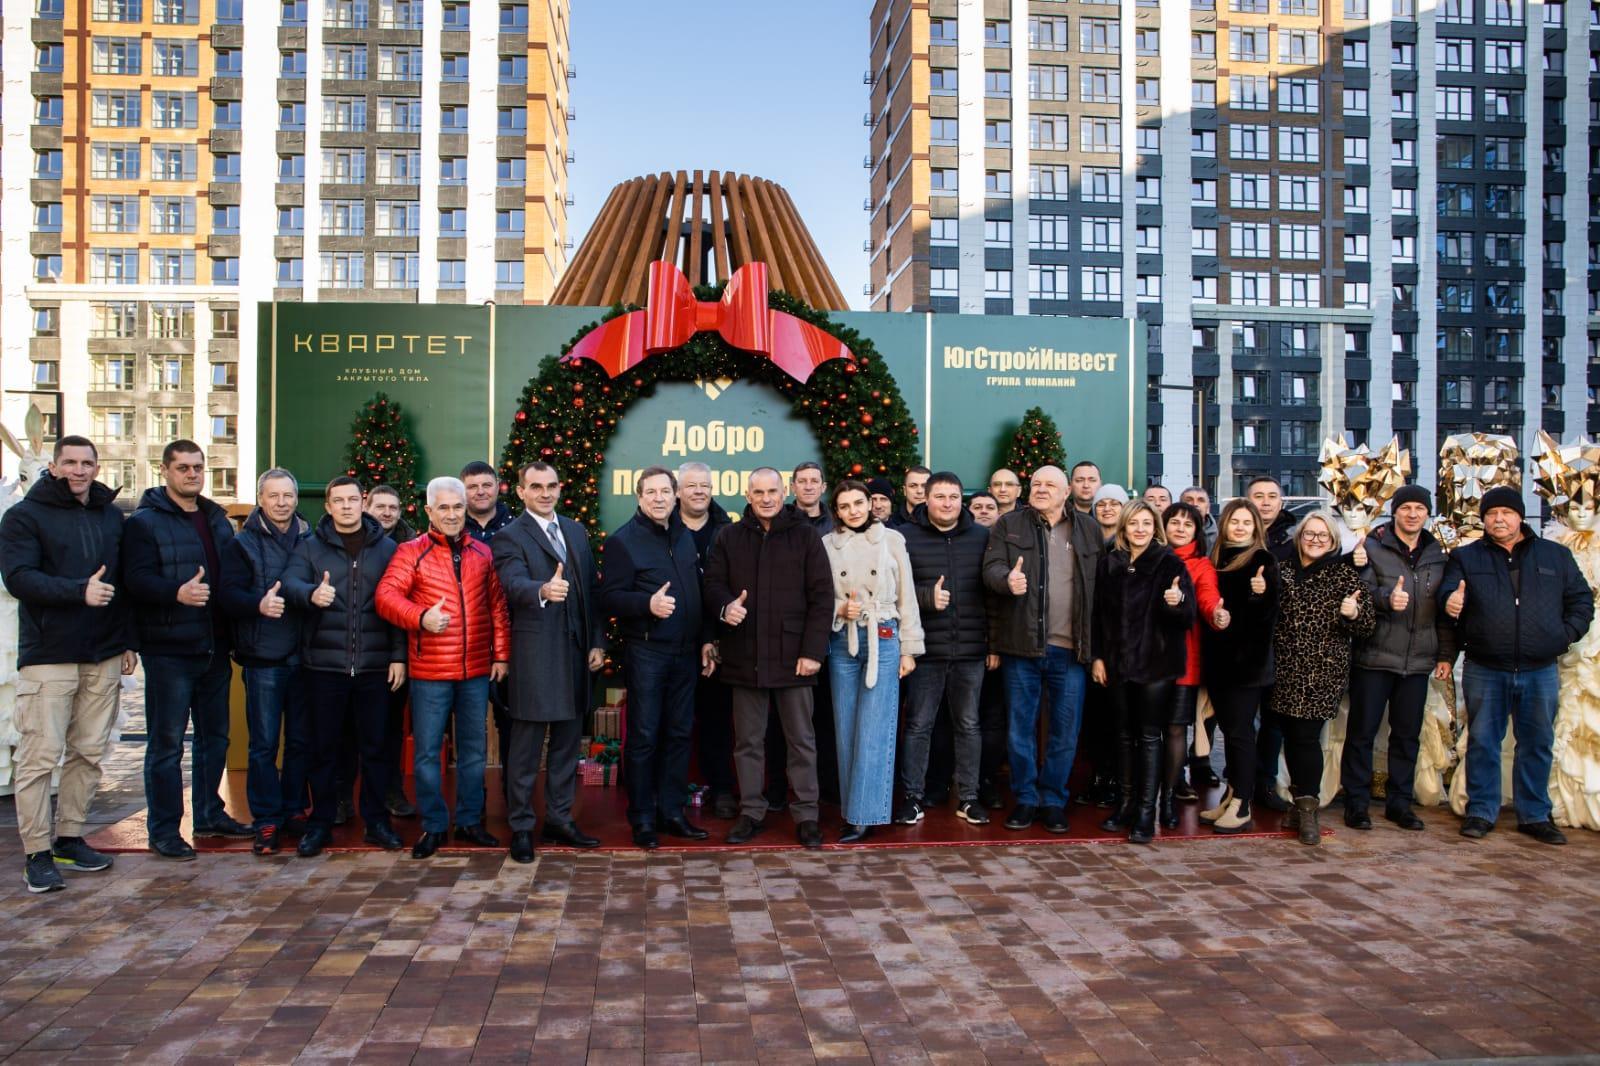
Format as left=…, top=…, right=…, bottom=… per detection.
left=2, top=0, right=571, bottom=503
left=867, top=0, right=1599, bottom=501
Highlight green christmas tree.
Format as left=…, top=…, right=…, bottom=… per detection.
left=343, top=392, right=423, bottom=521
left=1003, top=406, right=1068, bottom=484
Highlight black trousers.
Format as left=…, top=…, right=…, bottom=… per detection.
left=1211, top=685, right=1266, bottom=806
left=506, top=716, right=582, bottom=832
left=305, top=669, right=391, bottom=830
left=383, top=680, right=409, bottom=796
left=1110, top=679, right=1174, bottom=806
left=1342, top=667, right=1429, bottom=815
left=694, top=675, right=737, bottom=799
left=1255, top=692, right=1284, bottom=795
left=1080, top=681, right=1118, bottom=785
left=1270, top=711, right=1326, bottom=799
left=978, top=666, right=1008, bottom=787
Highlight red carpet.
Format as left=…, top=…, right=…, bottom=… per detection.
left=86, top=769, right=1302, bottom=854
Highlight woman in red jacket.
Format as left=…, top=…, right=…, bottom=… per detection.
left=1161, top=502, right=1222, bottom=827
left=376, top=477, right=510, bottom=859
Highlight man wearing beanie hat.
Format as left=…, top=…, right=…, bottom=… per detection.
left=1440, top=485, right=1594, bottom=844
left=1341, top=482, right=1454, bottom=832
left=865, top=478, right=895, bottom=525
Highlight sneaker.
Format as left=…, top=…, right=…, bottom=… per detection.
left=1516, top=821, right=1567, bottom=846
left=24, top=851, right=65, bottom=893
left=892, top=797, right=925, bottom=826
left=956, top=801, right=991, bottom=825
left=252, top=824, right=280, bottom=856
left=51, top=837, right=113, bottom=873
left=1459, top=816, right=1494, bottom=839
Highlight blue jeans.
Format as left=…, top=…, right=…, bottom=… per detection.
left=243, top=663, right=310, bottom=828
left=828, top=623, right=900, bottom=826
left=410, top=676, right=490, bottom=833
left=142, top=651, right=233, bottom=844
left=900, top=657, right=985, bottom=804
left=1461, top=660, right=1560, bottom=824
left=621, top=643, right=698, bottom=828
left=1002, top=648, right=1086, bottom=808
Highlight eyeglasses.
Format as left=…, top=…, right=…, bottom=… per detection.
left=1301, top=532, right=1333, bottom=544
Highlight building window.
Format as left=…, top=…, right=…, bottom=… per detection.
left=323, top=150, right=368, bottom=184
left=1081, top=266, right=1122, bottom=301
left=1082, top=167, right=1120, bottom=203
left=1029, top=16, right=1069, bottom=49
left=1231, top=75, right=1270, bottom=111
left=152, top=38, right=198, bottom=76
left=211, top=470, right=238, bottom=498
left=1029, top=265, right=1063, bottom=299
left=210, top=362, right=238, bottom=391
left=1080, top=69, right=1120, bottom=105
left=92, top=408, right=136, bottom=442
left=150, top=91, right=199, bottom=129
left=1230, top=222, right=1271, bottom=257
left=496, top=260, right=525, bottom=288
left=983, top=70, right=1011, bottom=97
left=378, top=46, right=424, bottom=81
left=1029, top=65, right=1069, bottom=101
left=930, top=269, right=957, bottom=297
left=212, top=257, right=240, bottom=285
left=439, top=261, right=467, bottom=290
left=930, top=217, right=957, bottom=245
left=211, top=416, right=237, bottom=443
left=151, top=145, right=195, bottom=182
left=984, top=220, right=1012, bottom=247
left=984, top=270, right=1012, bottom=298
left=320, top=253, right=365, bottom=289
left=149, top=355, right=192, bottom=391
left=149, top=250, right=196, bottom=285
left=1030, top=165, right=1071, bottom=199
left=212, top=308, right=239, bottom=338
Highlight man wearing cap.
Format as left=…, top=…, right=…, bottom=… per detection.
left=1440, top=486, right=1594, bottom=844
left=1342, top=484, right=1454, bottom=832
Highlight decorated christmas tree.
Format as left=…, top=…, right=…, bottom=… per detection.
left=343, top=392, right=423, bottom=521
left=1003, top=406, right=1067, bottom=483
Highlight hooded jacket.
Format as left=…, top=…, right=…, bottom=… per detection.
left=218, top=508, right=309, bottom=667
left=122, top=486, right=235, bottom=656
left=281, top=513, right=405, bottom=675
left=1354, top=522, right=1455, bottom=675
left=1201, top=545, right=1281, bottom=690
left=899, top=504, right=990, bottom=661
left=981, top=505, right=1103, bottom=662
left=0, top=475, right=136, bottom=668
left=1439, top=526, right=1594, bottom=672
left=377, top=528, right=510, bottom=681
left=1091, top=543, right=1196, bottom=684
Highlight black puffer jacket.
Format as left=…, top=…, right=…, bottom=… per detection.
left=1091, top=544, right=1195, bottom=683
left=981, top=505, right=1103, bottom=662
left=1265, top=510, right=1298, bottom=563
left=900, top=505, right=990, bottom=661
left=1202, top=545, right=1281, bottom=690
left=218, top=508, right=309, bottom=667
left=1355, top=523, right=1455, bottom=675
left=122, top=487, right=235, bottom=656
left=281, top=513, right=405, bottom=674
left=0, top=475, right=136, bottom=667
left=600, top=509, right=706, bottom=653
left=1439, top=527, right=1594, bottom=672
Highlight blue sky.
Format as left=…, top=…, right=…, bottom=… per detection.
left=568, top=0, right=871, bottom=309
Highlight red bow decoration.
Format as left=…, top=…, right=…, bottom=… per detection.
left=563, top=260, right=853, bottom=383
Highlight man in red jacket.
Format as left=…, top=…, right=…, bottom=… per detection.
left=377, top=476, right=510, bottom=859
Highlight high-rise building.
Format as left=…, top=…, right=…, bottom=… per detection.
left=2, top=0, right=572, bottom=503
left=867, top=0, right=1598, bottom=500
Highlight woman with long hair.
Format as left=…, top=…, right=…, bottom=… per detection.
left=1091, top=501, right=1196, bottom=843
left=1200, top=499, right=1282, bottom=833
left=822, top=479, right=923, bottom=844
left=1270, top=511, right=1375, bottom=844
left=1161, top=501, right=1222, bottom=825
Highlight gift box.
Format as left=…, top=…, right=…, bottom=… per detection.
left=578, top=759, right=614, bottom=786
left=593, top=705, right=623, bottom=740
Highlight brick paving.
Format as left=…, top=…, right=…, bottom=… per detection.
left=4, top=676, right=1600, bottom=1063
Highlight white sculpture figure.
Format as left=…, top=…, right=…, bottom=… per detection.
left=1533, top=431, right=1600, bottom=831
left=0, top=406, right=50, bottom=796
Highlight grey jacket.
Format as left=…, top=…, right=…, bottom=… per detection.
left=1354, top=523, right=1456, bottom=675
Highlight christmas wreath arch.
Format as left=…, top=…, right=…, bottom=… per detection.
left=499, top=262, right=921, bottom=546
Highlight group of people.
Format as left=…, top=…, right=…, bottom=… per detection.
left=3, top=433, right=1593, bottom=893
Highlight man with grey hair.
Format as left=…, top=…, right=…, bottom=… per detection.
left=219, top=468, right=311, bottom=855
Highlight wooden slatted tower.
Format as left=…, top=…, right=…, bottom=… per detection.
left=551, top=170, right=848, bottom=311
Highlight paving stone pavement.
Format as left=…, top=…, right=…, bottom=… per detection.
left=4, top=676, right=1600, bottom=1063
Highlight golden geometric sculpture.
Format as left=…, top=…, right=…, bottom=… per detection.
left=552, top=170, right=847, bottom=310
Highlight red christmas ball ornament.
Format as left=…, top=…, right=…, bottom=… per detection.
left=871, top=391, right=881, bottom=400
left=632, top=378, right=644, bottom=388
left=838, top=438, right=851, bottom=448
left=540, top=447, right=555, bottom=458
left=573, top=398, right=585, bottom=408
left=1030, top=437, right=1039, bottom=446
left=860, top=413, right=874, bottom=426
left=877, top=437, right=889, bottom=447
left=843, top=362, right=858, bottom=375
left=515, top=410, right=527, bottom=422
left=850, top=463, right=863, bottom=475
left=572, top=382, right=584, bottom=393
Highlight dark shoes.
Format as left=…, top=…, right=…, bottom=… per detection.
left=281, top=815, right=309, bottom=838
left=252, top=824, right=280, bottom=856
left=660, top=817, right=709, bottom=840
left=24, top=851, right=65, bottom=893
left=1172, top=778, right=1198, bottom=802
left=1004, top=804, right=1038, bottom=831
left=296, top=826, right=332, bottom=857
left=509, top=831, right=536, bottom=864
left=892, top=797, right=925, bottom=826
left=1517, top=821, right=1567, bottom=846
left=1293, top=797, right=1321, bottom=846
left=978, top=780, right=1005, bottom=810
left=838, top=823, right=872, bottom=844
left=194, top=815, right=252, bottom=839
left=411, top=830, right=448, bottom=858
left=713, top=793, right=739, bottom=820
left=1343, top=808, right=1374, bottom=831
left=363, top=823, right=403, bottom=850
left=796, top=820, right=823, bottom=849
left=1041, top=806, right=1070, bottom=834
left=956, top=801, right=990, bottom=825
left=1459, top=817, right=1494, bottom=839
left=541, top=822, right=601, bottom=848
left=454, top=824, right=500, bottom=848
left=1386, top=809, right=1426, bottom=832
left=150, top=837, right=197, bottom=861
left=632, top=827, right=660, bottom=851
left=727, top=816, right=765, bottom=844
left=1255, top=788, right=1291, bottom=813
left=1158, top=791, right=1180, bottom=830
left=52, top=837, right=112, bottom=872
left=386, top=787, right=417, bottom=819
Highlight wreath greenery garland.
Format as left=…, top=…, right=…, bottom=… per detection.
left=498, top=285, right=922, bottom=549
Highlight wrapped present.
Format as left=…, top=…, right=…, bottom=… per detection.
left=579, top=738, right=621, bottom=785
left=593, top=705, right=623, bottom=740
left=688, top=783, right=707, bottom=807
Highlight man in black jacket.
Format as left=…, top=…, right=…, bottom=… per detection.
left=897, top=473, right=992, bottom=826
left=601, top=466, right=715, bottom=850
left=791, top=461, right=833, bottom=534
left=1, top=436, right=137, bottom=893
left=1342, top=484, right=1454, bottom=832
left=123, top=440, right=245, bottom=859
left=1245, top=475, right=1297, bottom=813
left=982, top=465, right=1102, bottom=833
left=280, top=476, right=407, bottom=856
left=889, top=465, right=931, bottom=529
left=1442, top=486, right=1594, bottom=845
left=217, top=468, right=309, bottom=856
left=676, top=462, right=737, bottom=817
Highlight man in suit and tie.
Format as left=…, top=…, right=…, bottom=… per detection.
left=491, top=461, right=607, bottom=863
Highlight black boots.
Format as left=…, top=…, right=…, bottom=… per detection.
left=1127, top=734, right=1162, bottom=844
left=1098, top=727, right=1136, bottom=832
left=1158, top=788, right=1179, bottom=830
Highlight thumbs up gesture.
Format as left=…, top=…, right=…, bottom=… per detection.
left=933, top=574, right=950, bottom=611
left=1389, top=574, right=1410, bottom=612
left=1339, top=590, right=1361, bottom=620
left=1446, top=579, right=1467, bottom=619
left=1250, top=565, right=1267, bottom=596
left=1352, top=534, right=1369, bottom=569
left=1163, top=575, right=1185, bottom=606
left=259, top=579, right=286, bottom=619
left=84, top=564, right=115, bottom=607
left=1007, top=555, right=1028, bottom=596
left=177, top=565, right=210, bottom=607
left=1212, top=598, right=1231, bottom=630
left=311, top=569, right=336, bottom=608
left=649, top=581, right=676, bottom=619
left=723, top=589, right=749, bottom=626
left=542, top=561, right=569, bottom=603
left=422, top=595, right=451, bottom=634
left=840, top=589, right=863, bottom=622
